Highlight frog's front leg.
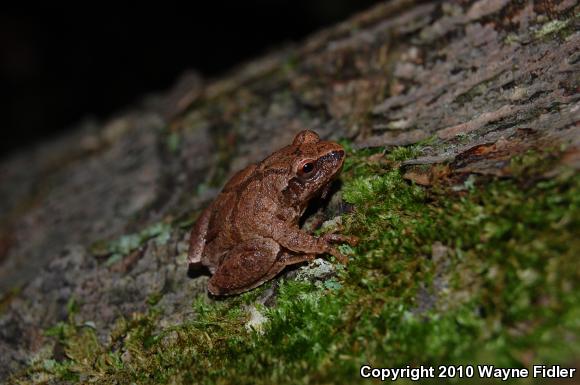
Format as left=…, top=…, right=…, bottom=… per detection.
left=267, top=220, right=350, bottom=264
left=208, top=238, right=280, bottom=296
left=322, top=233, right=359, bottom=246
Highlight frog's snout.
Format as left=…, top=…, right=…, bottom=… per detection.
left=329, top=150, right=345, bottom=161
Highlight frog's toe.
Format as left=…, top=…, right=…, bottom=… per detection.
left=323, top=233, right=359, bottom=246
left=327, top=247, right=349, bottom=265
left=344, top=235, right=359, bottom=246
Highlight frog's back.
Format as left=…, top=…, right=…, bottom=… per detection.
left=222, top=164, right=257, bottom=193
left=203, top=165, right=282, bottom=257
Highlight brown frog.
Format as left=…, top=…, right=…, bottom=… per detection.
left=188, top=130, right=356, bottom=296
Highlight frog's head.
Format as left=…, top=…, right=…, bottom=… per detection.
left=281, top=130, right=345, bottom=205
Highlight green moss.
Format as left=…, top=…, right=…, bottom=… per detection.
left=534, top=19, right=570, bottom=38
left=509, top=147, right=564, bottom=178
left=13, top=146, right=580, bottom=384
left=89, top=221, right=173, bottom=265
left=166, top=131, right=181, bottom=154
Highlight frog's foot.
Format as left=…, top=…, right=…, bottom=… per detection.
left=325, top=246, right=349, bottom=265
left=322, top=233, right=359, bottom=246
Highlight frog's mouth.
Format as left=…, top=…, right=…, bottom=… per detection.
left=308, top=149, right=345, bottom=189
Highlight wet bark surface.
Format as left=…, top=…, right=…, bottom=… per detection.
left=0, top=0, right=578, bottom=380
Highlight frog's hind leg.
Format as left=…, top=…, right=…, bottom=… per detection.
left=238, top=251, right=316, bottom=292
left=208, top=238, right=281, bottom=296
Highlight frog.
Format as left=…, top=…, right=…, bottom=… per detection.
left=188, top=130, right=356, bottom=296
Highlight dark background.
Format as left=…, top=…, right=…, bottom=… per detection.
left=0, top=1, right=380, bottom=158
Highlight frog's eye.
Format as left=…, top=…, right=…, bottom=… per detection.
left=302, top=162, right=314, bottom=173
left=298, top=161, right=316, bottom=177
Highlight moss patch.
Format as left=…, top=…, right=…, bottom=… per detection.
left=534, top=19, right=570, bottom=38
left=12, top=146, right=580, bottom=384
left=89, top=222, right=173, bottom=267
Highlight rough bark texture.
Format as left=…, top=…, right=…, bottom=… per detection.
left=0, top=0, right=578, bottom=381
